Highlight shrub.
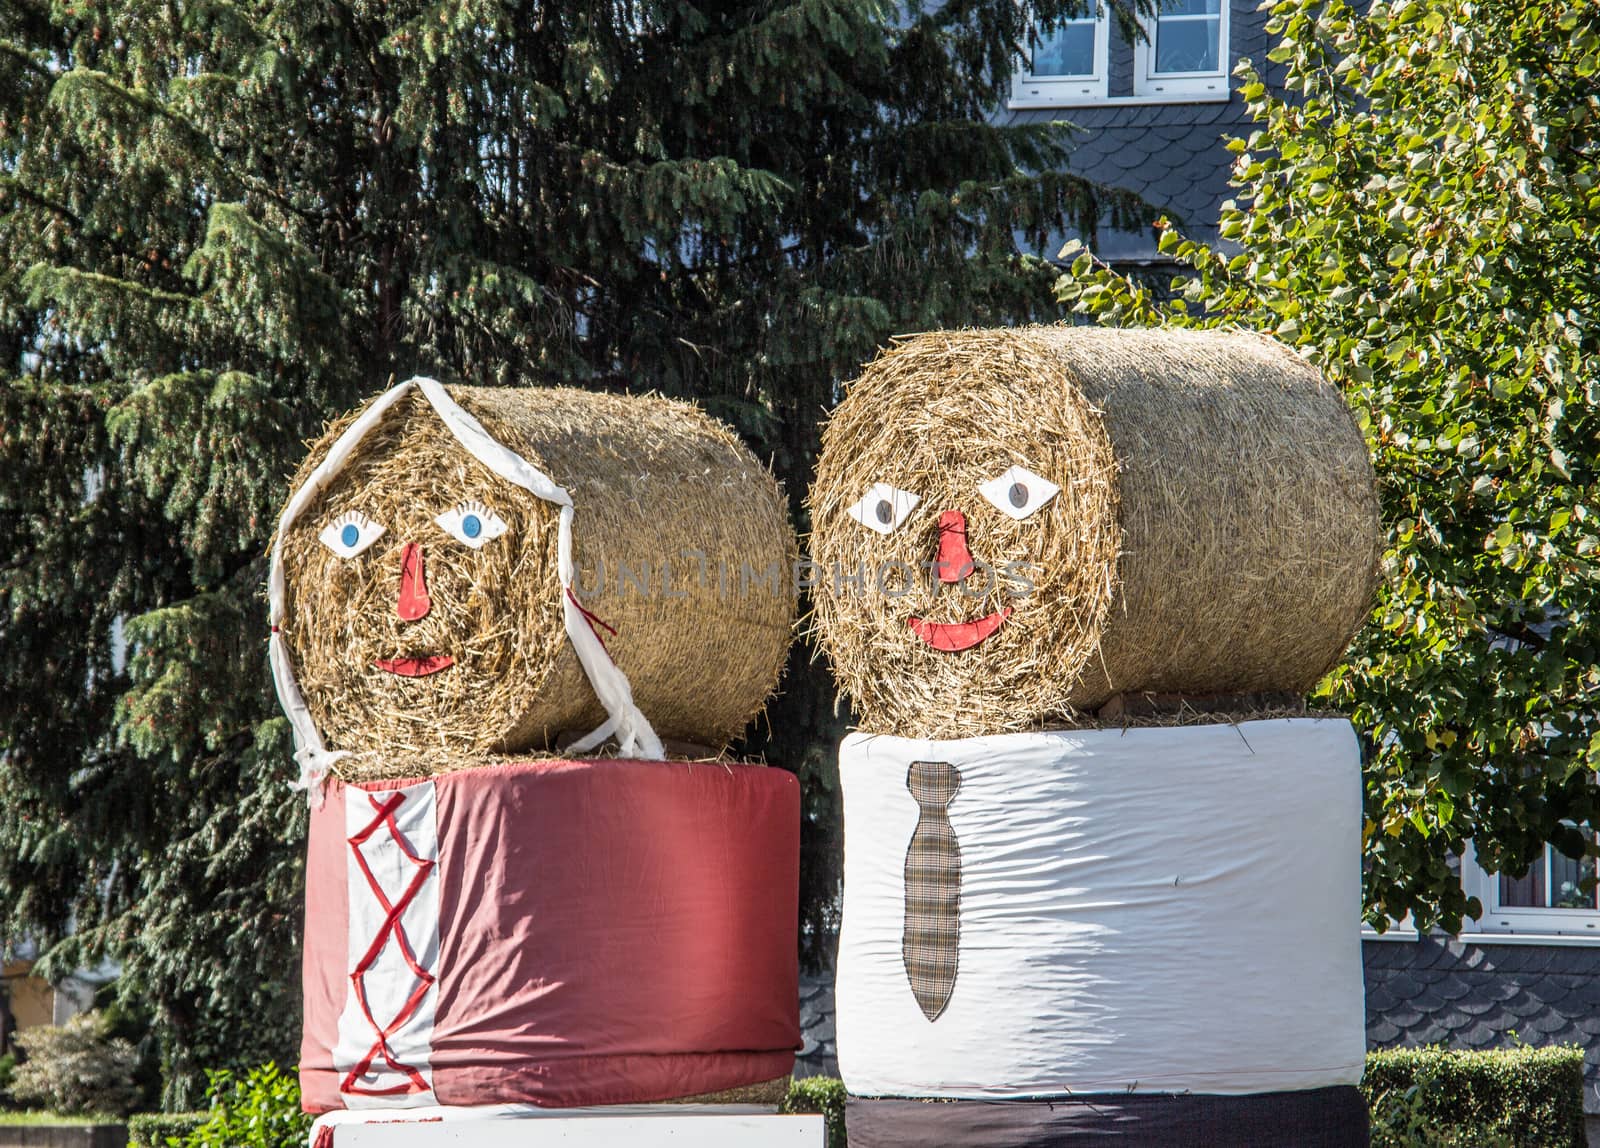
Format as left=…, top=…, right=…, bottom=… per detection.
left=1363, top=1046, right=1586, bottom=1148
left=1367, top=1078, right=1514, bottom=1148
left=780, top=1076, right=847, bottom=1148
left=180, top=1063, right=310, bottom=1148
left=0, top=1051, right=15, bottom=1107
left=8, top=1011, right=142, bottom=1116
left=127, top=1113, right=207, bottom=1148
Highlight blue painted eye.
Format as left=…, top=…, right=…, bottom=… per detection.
left=435, top=500, right=507, bottom=549
left=318, top=511, right=386, bottom=558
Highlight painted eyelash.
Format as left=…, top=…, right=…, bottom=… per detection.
left=434, top=500, right=509, bottom=548
left=318, top=509, right=386, bottom=558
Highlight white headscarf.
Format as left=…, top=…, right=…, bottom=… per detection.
left=268, top=377, right=663, bottom=805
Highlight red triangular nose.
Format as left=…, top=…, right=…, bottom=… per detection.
left=397, top=542, right=431, bottom=621
left=934, top=510, right=974, bottom=584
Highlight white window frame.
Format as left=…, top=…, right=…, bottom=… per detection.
left=1010, top=8, right=1111, bottom=108
left=1458, top=838, right=1600, bottom=940
left=1132, top=0, right=1231, bottom=100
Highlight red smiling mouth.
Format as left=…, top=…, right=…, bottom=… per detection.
left=374, top=655, right=456, bottom=677
left=908, top=608, right=1012, bottom=652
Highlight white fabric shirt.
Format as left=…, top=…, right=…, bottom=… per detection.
left=835, top=719, right=1368, bottom=1098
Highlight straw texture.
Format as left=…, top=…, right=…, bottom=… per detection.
left=278, top=385, right=796, bottom=775
left=808, top=326, right=1381, bottom=737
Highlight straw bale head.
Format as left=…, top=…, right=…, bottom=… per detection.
left=808, top=326, right=1381, bottom=737
left=276, top=385, right=797, bottom=768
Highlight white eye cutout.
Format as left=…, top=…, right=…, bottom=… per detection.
left=318, top=511, right=386, bottom=558
left=979, top=466, right=1061, bottom=521
left=846, top=483, right=921, bottom=535
left=435, top=500, right=509, bottom=549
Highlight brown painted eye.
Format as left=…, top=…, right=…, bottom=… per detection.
left=875, top=499, right=894, bottom=524
left=980, top=467, right=1058, bottom=520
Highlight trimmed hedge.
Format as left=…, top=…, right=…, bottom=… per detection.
left=126, top=1113, right=207, bottom=1148
left=781, top=1076, right=847, bottom=1148
left=1363, top=1046, right=1586, bottom=1148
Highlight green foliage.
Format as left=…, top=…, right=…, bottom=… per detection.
left=0, top=0, right=1159, bottom=1107
left=0, top=1051, right=15, bottom=1105
left=780, top=1076, right=848, bottom=1148
left=1055, top=0, right=1600, bottom=932
left=1363, top=1047, right=1586, bottom=1148
left=127, top=1113, right=207, bottom=1148
left=7, top=1011, right=142, bottom=1117
left=1368, top=1084, right=1513, bottom=1148
left=180, top=1064, right=308, bottom=1148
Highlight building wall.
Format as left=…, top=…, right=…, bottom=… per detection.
left=2, top=960, right=58, bottom=1035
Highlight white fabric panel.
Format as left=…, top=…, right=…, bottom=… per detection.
left=334, top=780, right=441, bottom=1107
left=835, top=719, right=1367, bottom=1098
left=268, top=377, right=661, bottom=805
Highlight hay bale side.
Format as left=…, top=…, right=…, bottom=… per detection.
left=808, top=325, right=1381, bottom=738
left=278, top=385, right=797, bottom=770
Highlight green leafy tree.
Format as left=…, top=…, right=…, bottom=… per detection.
left=0, top=0, right=1156, bottom=1104
left=1057, top=0, right=1600, bottom=931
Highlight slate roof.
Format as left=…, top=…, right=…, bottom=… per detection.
left=795, top=970, right=840, bottom=1079
left=995, top=0, right=1278, bottom=261
left=1364, top=937, right=1600, bottom=1115
left=1007, top=101, right=1247, bottom=258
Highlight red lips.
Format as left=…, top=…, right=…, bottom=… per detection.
left=908, top=608, right=1013, bottom=652
left=376, top=543, right=453, bottom=676
left=374, top=655, right=456, bottom=677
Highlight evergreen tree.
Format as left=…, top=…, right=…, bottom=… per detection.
left=1, top=0, right=1154, bottom=1103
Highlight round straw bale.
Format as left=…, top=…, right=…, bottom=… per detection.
left=277, top=385, right=797, bottom=772
left=808, top=326, right=1382, bottom=738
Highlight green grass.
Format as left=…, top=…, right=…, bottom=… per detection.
left=0, top=1112, right=121, bottom=1127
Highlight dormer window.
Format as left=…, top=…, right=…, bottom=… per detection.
left=1134, top=0, right=1230, bottom=99
left=1011, top=10, right=1110, bottom=105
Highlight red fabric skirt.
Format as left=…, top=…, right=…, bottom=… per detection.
left=299, top=758, right=800, bottom=1111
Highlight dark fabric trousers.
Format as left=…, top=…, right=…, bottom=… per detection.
left=846, top=1087, right=1370, bottom=1148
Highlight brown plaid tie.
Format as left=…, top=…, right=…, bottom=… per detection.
left=902, top=760, right=962, bottom=1022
